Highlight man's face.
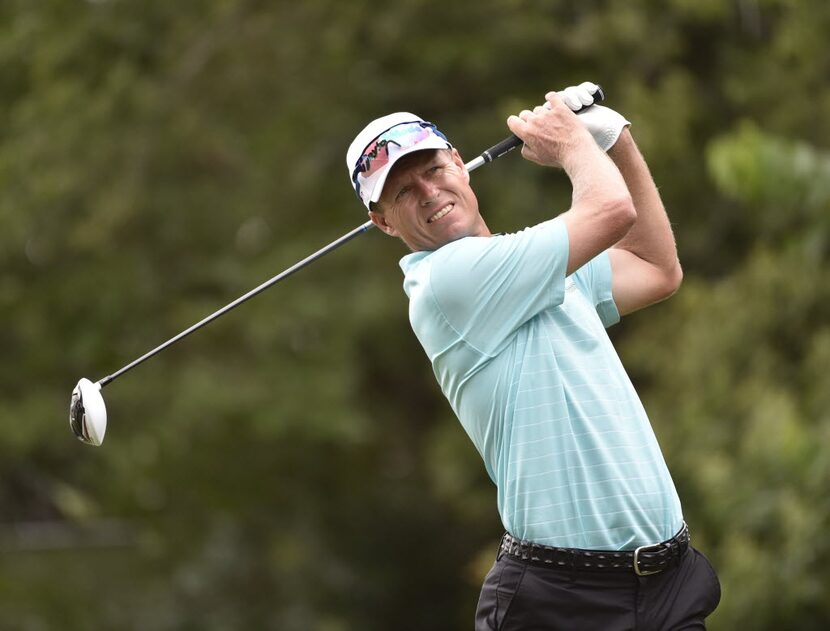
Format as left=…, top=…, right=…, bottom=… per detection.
left=368, top=149, right=489, bottom=252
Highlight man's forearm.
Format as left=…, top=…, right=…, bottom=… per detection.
left=558, top=135, right=636, bottom=275
left=566, top=134, right=631, bottom=213
left=607, top=130, right=680, bottom=276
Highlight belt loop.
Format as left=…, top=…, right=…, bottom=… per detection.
left=568, top=548, right=578, bottom=582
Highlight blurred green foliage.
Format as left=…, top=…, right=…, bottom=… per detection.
left=0, top=0, right=828, bottom=628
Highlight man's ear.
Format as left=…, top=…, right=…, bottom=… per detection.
left=450, top=148, right=470, bottom=184
left=368, top=209, right=398, bottom=237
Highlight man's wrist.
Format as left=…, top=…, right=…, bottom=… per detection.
left=562, top=132, right=609, bottom=173
left=607, top=127, right=634, bottom=159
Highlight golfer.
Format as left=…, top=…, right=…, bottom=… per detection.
left=347, top=82, right=720, bottom=629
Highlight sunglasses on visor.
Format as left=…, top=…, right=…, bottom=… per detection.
left=351, top=121, right=448, bottom=202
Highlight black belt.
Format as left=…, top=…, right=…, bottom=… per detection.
left=499, top=522, right=690, bottom=576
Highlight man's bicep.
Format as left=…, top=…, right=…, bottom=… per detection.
left=608, top=248, right=681, bottom=316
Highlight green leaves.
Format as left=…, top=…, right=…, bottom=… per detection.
left=707, top=121, right=830, bottom=230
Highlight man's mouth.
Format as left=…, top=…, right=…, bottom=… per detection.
left=427, top=203, right=454, bottom=224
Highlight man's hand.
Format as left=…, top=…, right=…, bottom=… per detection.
left=506, top=93, right=596, bottom=169
left=555, top=82, right=631, bottom=152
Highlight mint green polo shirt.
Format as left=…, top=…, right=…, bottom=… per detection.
left=400, top=217, right=683, bottom=550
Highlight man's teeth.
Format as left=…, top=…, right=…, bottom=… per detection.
left=428, top=204, right=453, bottom=223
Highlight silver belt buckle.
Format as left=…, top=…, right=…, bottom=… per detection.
left=633, top=542, right=663, bottom=576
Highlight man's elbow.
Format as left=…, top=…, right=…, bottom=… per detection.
left=635, top=262, right=683, bottom=312
left=605, top=195, right=637, bottom=242
left=659, top=260, right=683, bottom=300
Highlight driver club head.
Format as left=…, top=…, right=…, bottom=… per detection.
left=69, top=378, right=107, bottom=446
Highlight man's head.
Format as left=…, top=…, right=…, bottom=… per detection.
left=347, top=113, right=489, bottom=252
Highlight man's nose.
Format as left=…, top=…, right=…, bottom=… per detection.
left=415, top=179, right=439, bottom=205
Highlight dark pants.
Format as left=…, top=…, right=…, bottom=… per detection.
left=475, top=546, right=721, bottom=630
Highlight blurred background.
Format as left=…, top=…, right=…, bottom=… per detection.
left=1, top=0, right=828, bottom=628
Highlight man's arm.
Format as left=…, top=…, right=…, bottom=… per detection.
left=606, top=129, right=683, bottom=315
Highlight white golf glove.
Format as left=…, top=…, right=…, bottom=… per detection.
left=558, top=81, right=630, bottom=152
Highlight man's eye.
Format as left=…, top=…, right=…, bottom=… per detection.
left=396, top=187, right=411, bottom=200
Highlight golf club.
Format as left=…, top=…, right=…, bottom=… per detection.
left=69, top=86, right=605, bottom=446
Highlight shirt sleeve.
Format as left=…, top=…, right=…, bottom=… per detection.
left=427, top=218, right=570, bottom=355
left=571, top=250, right=620, bottom=328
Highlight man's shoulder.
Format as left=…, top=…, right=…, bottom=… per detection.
left=399, top=250, right=431, bottom=276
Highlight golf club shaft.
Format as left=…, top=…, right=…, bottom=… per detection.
left=98, top=221, right=373, bottom=387
left=97, top=87, right=605, bottom=388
